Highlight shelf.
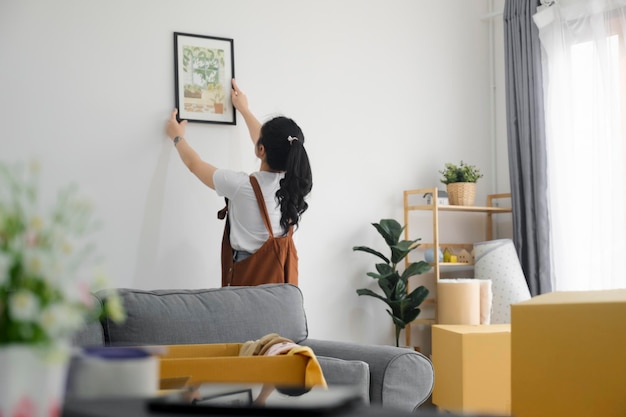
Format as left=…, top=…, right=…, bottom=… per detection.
left=412, top=318, right=436, bottom=325
left=420, top=243, right=473, bottom=249
left=406, top=204, right=512, bottom=213
left=403, top=187, right=513, bottom=348
left=432, top=262, right=474, bottom=267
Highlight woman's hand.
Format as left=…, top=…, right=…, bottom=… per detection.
left=166, top=108, right=187, bottom=141
left=230, top=79, right=261, bottom=144
left=231, top=79, right=249, bottom=113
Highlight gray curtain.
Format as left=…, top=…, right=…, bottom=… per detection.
left=503, top=0, right=552, bottom=296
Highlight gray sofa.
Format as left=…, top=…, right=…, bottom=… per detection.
left=73, top=284, right=434, bottom=412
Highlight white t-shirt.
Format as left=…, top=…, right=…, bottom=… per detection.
left=213, top=169, right=285, bottom=253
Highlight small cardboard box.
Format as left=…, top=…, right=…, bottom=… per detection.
left=156, top=343, right=310, bottom=387
left=432, top=324, right=511, bottom=415
left=511, top=289, right=626, bottom=417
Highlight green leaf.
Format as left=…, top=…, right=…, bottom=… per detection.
left=400, top=261, right=432, bottom=280
left=407, top=286, right=430, bottom=308
left=393, top=278, right=408, bottom=299
left=375, top=263, right=393, bottom=276
left=377, top=274, right=398, bottom=299
left=401, top=308, right=421, bottom=324
left=388, top=311, right=408, bottom=330
left=357, top=288, right=392, bottom=308
left=372, top=219, right=403, bottom=246
left=366, top=272, right=383, bottom=280
left=353, top=246, right=390, bottom=264
left=390, top=239, right=420, bottom=264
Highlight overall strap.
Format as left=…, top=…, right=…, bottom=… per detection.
left=217, top=198, right=228, bottom=220
left=249, top=176, right=274, bottom=238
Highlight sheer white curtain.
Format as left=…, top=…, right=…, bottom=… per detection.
left=534, top=0, right=626, bottom=291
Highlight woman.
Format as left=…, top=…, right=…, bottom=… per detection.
left=165, top=79, right=312, bottom=286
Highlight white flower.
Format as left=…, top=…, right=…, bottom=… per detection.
left=60, top=277, right=90, bottom=305
left=22, top=247, right=47, bottom=276
left=48, top=225, right=72, bottom=255
left=76, top=280, right=94, bottom=308
left=104, top=293, right=126, bottom=324
left=29, top=215, right=44, bottom=232
left=90, top=268, right=111, bottom=292
left=39, top=303, right=83, bottom=339
left=45, top=257, right=65, bottom=284
left=9, top=290, right=40, bottom=321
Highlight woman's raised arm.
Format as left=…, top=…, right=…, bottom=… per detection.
left=231, top=79, right=262, bottom=145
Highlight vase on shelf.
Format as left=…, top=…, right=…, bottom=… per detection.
left=0, top=343, right=70, bottom=417
left=446, top=182, right=476, bottom=206
left=424, top=247, right=443, bottom=263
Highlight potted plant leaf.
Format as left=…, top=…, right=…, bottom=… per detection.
left=353, top=219, right=431, bottom=347
left=439, top=161, right=483, bottom=206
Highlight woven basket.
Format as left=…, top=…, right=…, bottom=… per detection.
left=446, top=182, right=476, bottom=206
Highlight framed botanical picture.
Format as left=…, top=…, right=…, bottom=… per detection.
left=174, top=32, right=235, bottom=124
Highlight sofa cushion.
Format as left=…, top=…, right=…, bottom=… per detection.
left=97, top=284, right=309, bottom=346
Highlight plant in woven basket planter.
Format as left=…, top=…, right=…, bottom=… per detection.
left=439, top=161, right=483, bottom=206
left=353, top=219, right=430, bottom=347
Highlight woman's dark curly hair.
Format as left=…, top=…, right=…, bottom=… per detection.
left=257, top=116, right=312, bottom=233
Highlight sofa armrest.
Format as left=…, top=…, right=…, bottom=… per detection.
left=72, top=293, right=105, bottom=347
left=302, top=339, right=433, bottom=412
left=316, top=356, right=370, bottom=405
left=72, top=321, right=105, bottom=347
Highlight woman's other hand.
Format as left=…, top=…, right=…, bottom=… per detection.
left=166, top=108, right=187, bottom=141
left=231, top=79, right=249, bottom=113
left=231, top=78, right=261, bottom=144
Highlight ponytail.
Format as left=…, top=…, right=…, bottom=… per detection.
left=277, top=139, right=312, bottom=231
left=258, top=116, right=313, bottom=233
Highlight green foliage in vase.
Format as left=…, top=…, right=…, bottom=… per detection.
left=353, top=219, right=430, bottom=347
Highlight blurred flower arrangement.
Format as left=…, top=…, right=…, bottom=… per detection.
left=0, top=161, right=125, bottom=346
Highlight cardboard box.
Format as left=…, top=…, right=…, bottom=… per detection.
left=432, top=324, right=511, bottom=415
left=157, top=343, right=310, bottom=387
left=511, top=289, right=626, bottom=417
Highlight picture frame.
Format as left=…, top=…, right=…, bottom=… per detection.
left=174, top=32, right=236, bottom=125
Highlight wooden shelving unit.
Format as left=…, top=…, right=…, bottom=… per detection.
left=402, top=187, right=512, bottom=346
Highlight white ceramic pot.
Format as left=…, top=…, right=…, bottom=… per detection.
left=0, top=343, right=70, bottom=417
left=65, top=347, right=159, bottom=399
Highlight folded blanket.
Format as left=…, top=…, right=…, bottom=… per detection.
left=239, top=333, right=327, bottom=388
left=239, top=333, right=293, bottom=357
left=285, top=345, right=327, bottom=388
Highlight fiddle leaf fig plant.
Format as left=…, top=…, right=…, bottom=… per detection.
left=353, top=219, right=431, bottom=347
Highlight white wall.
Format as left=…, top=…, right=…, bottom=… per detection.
left=0, top=0, right=508, bottom=346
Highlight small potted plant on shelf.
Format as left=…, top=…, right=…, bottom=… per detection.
left=353, top=219, right=430, bottom=347
left=439, top=161, right=483, bottom=206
